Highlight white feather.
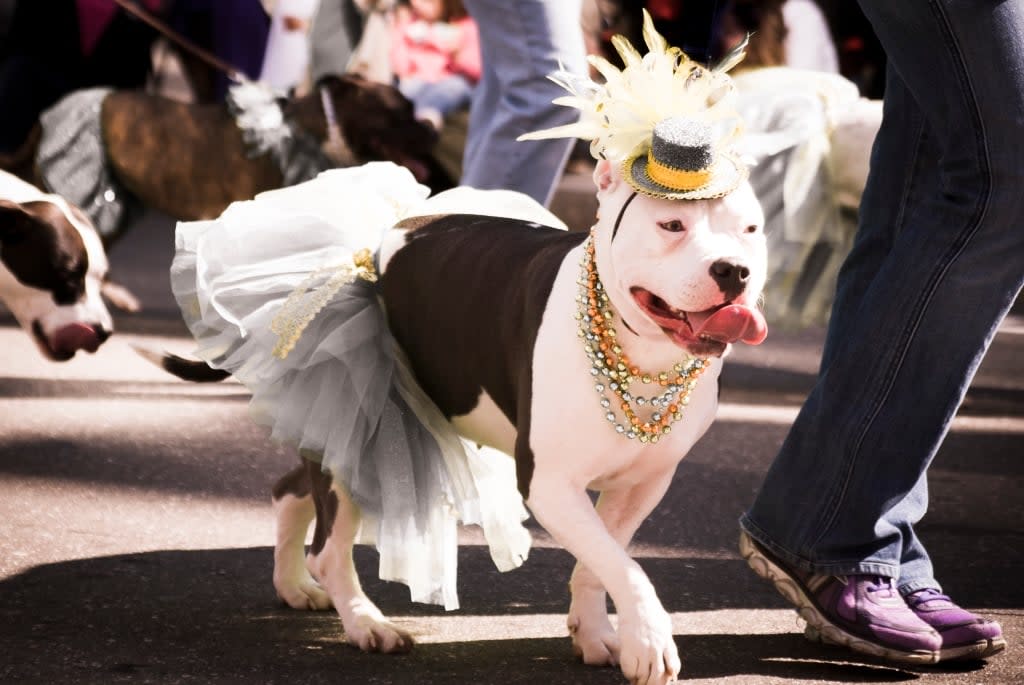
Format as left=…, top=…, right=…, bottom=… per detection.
left=517, top=9, right=747, bottom=163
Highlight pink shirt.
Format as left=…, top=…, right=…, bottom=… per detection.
left=390, top=11, right=481, bottom=84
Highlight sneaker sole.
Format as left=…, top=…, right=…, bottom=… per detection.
left=805, top=625, right=1006, bottom=662
left=939, top=637, right=1007, bottom=662
left=739, top=531, right=941, bottom=665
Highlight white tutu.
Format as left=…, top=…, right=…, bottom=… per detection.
left=171, top=162, right=567, bottom=609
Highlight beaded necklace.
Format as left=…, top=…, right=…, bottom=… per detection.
left=576, top=232, right=708, bottom=443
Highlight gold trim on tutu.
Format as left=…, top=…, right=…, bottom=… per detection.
left=271, top=248, right=378, bottom=359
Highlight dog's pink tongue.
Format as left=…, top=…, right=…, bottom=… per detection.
left=52, top=323, right=101, bottom=355
left=694, top=305, right=768, bottom=345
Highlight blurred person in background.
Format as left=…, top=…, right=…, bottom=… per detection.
left=781, top=0, right=838, bottom=72
left=260, top=0, right=320, bottom=94
left=459, top=0, right=587, bottom=206
left=167, top=0, right=270, bottom=101
left=0, top=0, right=165, bottom=153
left=389, top=0, right=479, bottom=132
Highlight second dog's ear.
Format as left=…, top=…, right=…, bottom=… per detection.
left=101, top=279, right=142, bottom=313
left=593, top=159, right=620, bottom=194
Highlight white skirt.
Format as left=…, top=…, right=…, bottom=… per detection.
left=171, top=162, right=567, bottom=609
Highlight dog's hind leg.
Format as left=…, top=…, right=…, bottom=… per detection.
left=305, top=460, right=413, bottom=653
left=272, top=460, right=332, bottom=610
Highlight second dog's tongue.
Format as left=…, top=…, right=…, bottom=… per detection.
left=53, top=323, right=101, bottom=355
left=694, top=304, right=767, bottom=345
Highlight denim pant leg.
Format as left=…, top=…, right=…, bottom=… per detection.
left=398, top=77, right=427, bottom=103
left=741, top=0, right=1024, bottom=587
left=460, top=0, right=586, bottom=206
left=413, top=75, right=474, bottom=118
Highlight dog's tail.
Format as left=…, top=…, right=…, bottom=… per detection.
left=132, top=345, right=231, bottom=383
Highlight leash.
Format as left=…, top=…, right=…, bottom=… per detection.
left=319, top=85, right=354, bottom=165
left=115, top=0, right=349, bottom=164
left=111, top=0, right=249, bottom=84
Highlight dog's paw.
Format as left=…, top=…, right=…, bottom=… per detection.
left=568, top=608, right=620, bottom=666
left=617, top=610, right=680, bottom=685
left=343, top=609, right=414, bottom=654
left=274, top=571, right=333, bottom=611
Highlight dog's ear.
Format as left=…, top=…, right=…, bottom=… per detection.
left=101, top=278, right=142, bottom=313
left=593, top=159, right=622, bottom=195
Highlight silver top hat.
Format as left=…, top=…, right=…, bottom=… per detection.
left=624, top=116, right=747, bottom=201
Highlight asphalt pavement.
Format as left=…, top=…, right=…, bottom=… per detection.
left=1, top=198, right=1021, bottom=684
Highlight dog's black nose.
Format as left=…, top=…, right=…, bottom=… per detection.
left=95, top=325, right=111, bottom=343
left=709, top=259, right=750, bottom=300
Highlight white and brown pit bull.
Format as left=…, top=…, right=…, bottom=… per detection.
left=0, top=170, right=131, bottom=360
left=270, top=158, right=768, bottom=685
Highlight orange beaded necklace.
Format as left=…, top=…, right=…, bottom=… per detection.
left=576, top=231, right=708, bottom=443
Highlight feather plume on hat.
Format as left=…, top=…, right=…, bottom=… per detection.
left=519, top=9, right=750, bottom=197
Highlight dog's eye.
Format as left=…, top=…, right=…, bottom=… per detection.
left=658, top=220, right=685, bottom=233
left=745, top=225, right=759, bottom=234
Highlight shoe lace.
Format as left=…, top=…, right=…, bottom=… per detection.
left=907, top=587, right=951, bottom=608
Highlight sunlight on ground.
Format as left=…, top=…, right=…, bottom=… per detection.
left=717, top=401, right=1024, bottom=433
left=347, top=609, right=804, bottom=644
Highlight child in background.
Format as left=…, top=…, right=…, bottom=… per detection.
left=389, top=0, right=480, bottom=130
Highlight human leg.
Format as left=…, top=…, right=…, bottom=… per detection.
left=412, top=75, right=473, bottom=118
left=741, top=0, right=1023, bottom=659
left=396, top=76, right=428, bottom=103
left=460, top=0, right=586, bottom=206
left=309, top=0, right=364, bottom=83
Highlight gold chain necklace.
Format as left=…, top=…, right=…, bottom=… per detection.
left=576, top=232, right=708, bottom=443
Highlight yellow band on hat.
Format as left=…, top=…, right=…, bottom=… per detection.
left=646, top=152, right=712, bottom=191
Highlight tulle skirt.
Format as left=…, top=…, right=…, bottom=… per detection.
left=171, top=162, right=566, bottom=609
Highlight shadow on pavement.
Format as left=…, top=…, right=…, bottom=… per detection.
left=0, top=546, right=1000, bottom=684
left=0, top=375, right=250, bottom=401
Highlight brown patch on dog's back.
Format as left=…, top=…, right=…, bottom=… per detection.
left=381, top=215, right=586, bottom=496
left=394, top=214, right=448, bottom=232
left=101, top=92, right=281, bottom=222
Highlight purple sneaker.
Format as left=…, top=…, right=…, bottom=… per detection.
left=740, top=530, right=942, bottom=664
left=906, top=588, right=1007, bottom=661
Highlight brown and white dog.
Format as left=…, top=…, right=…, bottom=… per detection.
left=0, top=170, right=127, bottom=360
left=1, top=74, right=445, bottom=246
left=269, top=159, right=768, bottom=685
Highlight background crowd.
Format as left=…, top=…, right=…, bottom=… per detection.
left=0, top=1, right=884, bottom=147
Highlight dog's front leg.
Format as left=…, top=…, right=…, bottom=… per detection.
left=528, top=476, right=679, bottom=685
left=306, top=463, right=413, bottom=653
left=567, top=471, right=675, bottom=669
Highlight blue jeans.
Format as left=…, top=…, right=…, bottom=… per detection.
left=398, top=75, right=474, bottom=118
left=741, top=0, right=1024, bottom=595
left=460, top=0, right=586, bottom=206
